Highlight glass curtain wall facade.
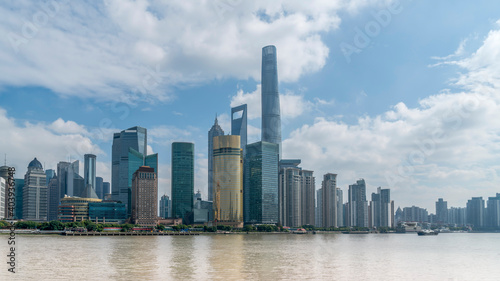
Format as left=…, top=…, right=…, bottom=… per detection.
left=261, top=45, right=282, bottom=158
left=213, top=135, right=243, bottom=227
left=245, top=141, right=279, bottom=224
left=208, top=117, right=224, bottom=202
left=112, top=126, right=147, bottom=211
left=171, top=142, right=194, bottom=223
left=83, top=154, right=97, bottom=198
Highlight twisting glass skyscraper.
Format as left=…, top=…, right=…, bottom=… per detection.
left=261, top=45, right=282, bottom=157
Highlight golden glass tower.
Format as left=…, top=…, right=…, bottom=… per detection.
left=213, top=135, right=243, bottom=227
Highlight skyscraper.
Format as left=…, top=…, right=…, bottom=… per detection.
left=0, top=165, right=9, bottom=218
left=278, top=160, right=315, bottom=227
left=301, top=170, right=315, bottom=226
left=370, top=187, right=391, bottom=228
left=261, top=45, right=282, bottom=158
left=321, top=173, right=339, bottom=228
left=245, top=141, right=279, bottom=224
left=279, top=160, right=302, bottom=227
left=14, top=179, right=24, bottom=220
left=347, top=179, right=368, bottom=227
left=131, top=166, right=158, bottom=227
left=112, top=126, right=157, bottom=215
left=95, top=177, right=104, bottom=199
left=316, top=189, right=323, bottom=227
left=213, top=135, right=243, bottom=227
left=208, top=117, right=224, bottom=202
left=47, top=174, right=59, bottom=221
left=467, top=197, right=485, bottom=227
left=487, top=194, right=500, bottom=228
left=22, top=158, right=47, bottom=221
left=435, top=198, right=448, bottom=224
left=103, top=181, right=111, bottom=199
left=171, top=142, right=194, bottom=223
left=231, top=104, right=247, bottom=157
left=160, top=194, right=171, bottom=219
left=57, top=160, right=79, bottom=198
left=83, top=154, right=97, bottom=198
left=0, top=177, right=5, bottom=219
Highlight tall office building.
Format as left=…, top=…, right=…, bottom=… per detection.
left=22, top=158, right=47, bottom=221
left=347, top=179, right=368, bottom=227
left=321, top=173, right=339, bottom=228
left=245, top=141, right=279, bottom=224
left=0, top=177, right=5, bottom=219
left=160, top=194, right=171, bottom=219
left=435, top=198, right=448, bottom=224
left=103, top=182, right=111, bottom=198
left=487, top=194, right=500, bottom=228
left=467, top=197, right=485, bottom=227
left=131, top=166, right=158, bottom=227
left=57, top=160, right=79, bottom=198
left=171, top=142, right=194, bottom=223
left=231, top=104, right=248, bottom=156
left=82, top=154, right=98, bottom=198
left=261, top=45, right=282, bottom=158
left=208, top=116, right=224, bottom=202
left=112, top=126, right=157, bottom=215
left=370, top=187, right=392, bottom=228
left=301, top=170, right=315, bottom=226
left=47, top=175, right=59, bottom=221
left=213, top=135, right=243, bottom=227
left=14, top=179, right=24, bottom=219
left=95, top=177, right=104, bottom=199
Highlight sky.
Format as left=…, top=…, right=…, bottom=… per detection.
left=1, top=0, right=500, bottom=212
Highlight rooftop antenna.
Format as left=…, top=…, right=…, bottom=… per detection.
left=4, top=153, right=6, bottom=166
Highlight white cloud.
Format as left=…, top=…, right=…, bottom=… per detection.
left=0, top=107, right=107, bottom=180
left=0, top=0, right=394, bottom=103
left=283, top=23, right=500, bottom=210
left=148, top=125, right=192, bottom=146
left=230, top=85, right=313, bottom=120
left=48, top=118, right=88, bottom=135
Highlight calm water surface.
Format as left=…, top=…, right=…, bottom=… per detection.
left=2, top=233, right=500, bottom=280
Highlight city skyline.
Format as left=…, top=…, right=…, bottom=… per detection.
left=1, top=1, right=500, bottom=211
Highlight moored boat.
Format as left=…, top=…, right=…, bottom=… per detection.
left=417, top=230, right=438, bottom=236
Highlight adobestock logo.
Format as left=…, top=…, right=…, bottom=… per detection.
left=340, top=0, right=409, bottom=63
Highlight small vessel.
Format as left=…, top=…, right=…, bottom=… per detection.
left=417, top=230, right=438, bottom=236
left=292, top=228, right=308, bottom=234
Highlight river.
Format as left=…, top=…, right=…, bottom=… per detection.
left=2, top=233, right=500, bottom=280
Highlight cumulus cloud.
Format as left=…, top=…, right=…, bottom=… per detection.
left=230, top=84, right=313, bottom=120
left=283, top=24, right=500, bottom=210
left=0, top=0, right=393, bottom=103
left=0, top=107, right=107, bottom=180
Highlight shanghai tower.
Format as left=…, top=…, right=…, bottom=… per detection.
left=261, top=45, right=282, bottom=157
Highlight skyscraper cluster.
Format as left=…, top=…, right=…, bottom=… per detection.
left=3, top=45, right=498, bottom=232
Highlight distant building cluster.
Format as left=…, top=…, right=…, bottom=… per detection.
left=1, top=45, right=498, bottom=231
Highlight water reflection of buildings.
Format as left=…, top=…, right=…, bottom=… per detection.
left=209, top=235, right=245, bottom=279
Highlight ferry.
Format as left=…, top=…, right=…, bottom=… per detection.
left=417, top=230, right=438, bottom=236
